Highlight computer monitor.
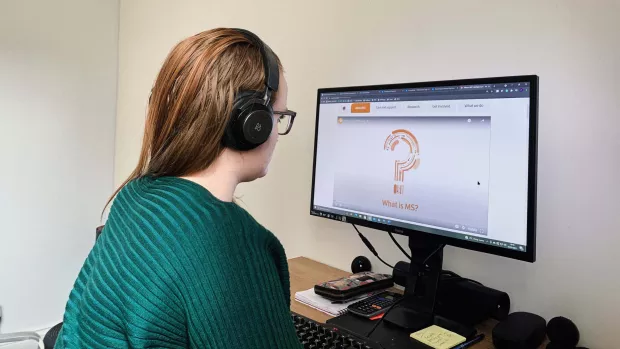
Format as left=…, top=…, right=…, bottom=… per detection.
left=310, top=75, right=538, bottom=263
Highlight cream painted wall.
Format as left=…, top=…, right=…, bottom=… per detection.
left=0, top=0, right=118, bottom=333
left=116, top=1, right=619, bottom=347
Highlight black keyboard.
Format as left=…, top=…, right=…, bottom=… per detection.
left=291, top=312, right=382, bottom=349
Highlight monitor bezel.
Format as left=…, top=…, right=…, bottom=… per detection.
left=310, top=75, right=538, bottom=262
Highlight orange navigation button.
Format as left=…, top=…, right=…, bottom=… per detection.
left=351, top=102, right=370, bottom=113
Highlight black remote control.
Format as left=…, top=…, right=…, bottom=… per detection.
left=347, top=291, right=402, bottom=318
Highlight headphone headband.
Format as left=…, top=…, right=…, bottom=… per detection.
left=233, top=28, right=279, bottom=93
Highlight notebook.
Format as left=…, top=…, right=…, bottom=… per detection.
left=294, top=288, right=379, bottom=317
left=410, top=325, right=467, bottom=349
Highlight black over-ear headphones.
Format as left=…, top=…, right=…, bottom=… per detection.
left=221, top=28, right=280, bottom=151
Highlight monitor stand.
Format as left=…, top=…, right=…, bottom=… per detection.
left=382, top=235, right=476, bottom=336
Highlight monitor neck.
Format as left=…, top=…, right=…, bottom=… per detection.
left=383, top=237, right=476, bottom=338
left=403, top=236, right=444, bottom=315
left=382, top=236, right=446, bottom=331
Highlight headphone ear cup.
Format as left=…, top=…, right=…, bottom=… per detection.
left=238, top=103, right=273, bottom=148
left=223, top=92, right=273, bottom=151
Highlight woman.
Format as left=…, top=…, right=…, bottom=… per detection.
left=55, top=28, right=301, bottom=348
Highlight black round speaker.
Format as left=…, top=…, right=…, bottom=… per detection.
left=493, top=312, right=547, bottom=349
left=351, top=256, right=371, bottom=273
left=547, top=316, right=579, bottom=348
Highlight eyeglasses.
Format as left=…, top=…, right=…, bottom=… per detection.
left=274, top=109, right=297, bottom=135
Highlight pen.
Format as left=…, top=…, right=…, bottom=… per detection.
left=453, top=333, right=485, bottom=349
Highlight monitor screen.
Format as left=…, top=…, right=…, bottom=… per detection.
left=310, top=76, right=537, bottom=262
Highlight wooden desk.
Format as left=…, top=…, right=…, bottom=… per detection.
left=289, top=257, right=547, bottom=349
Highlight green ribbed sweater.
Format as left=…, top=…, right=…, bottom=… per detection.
left=55, top=177, right=302, bottom=348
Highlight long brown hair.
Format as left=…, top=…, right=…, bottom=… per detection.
left=105, top=28, right=281, bottom=211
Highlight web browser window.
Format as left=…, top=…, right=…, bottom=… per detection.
left=312, top=83, right=531, bottom=251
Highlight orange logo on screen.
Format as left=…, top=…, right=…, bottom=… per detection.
left=384, top=129, right=420, bottom=195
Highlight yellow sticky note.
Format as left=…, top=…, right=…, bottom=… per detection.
left=410, top=325, right=466, bottom=349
